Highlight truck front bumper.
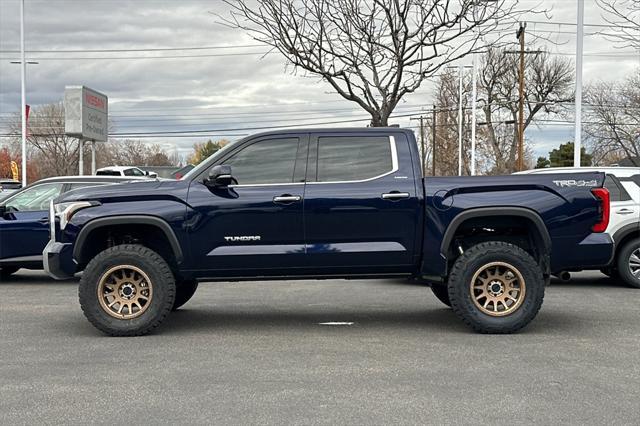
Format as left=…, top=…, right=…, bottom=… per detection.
left=43, top=239, right=75, bottom=280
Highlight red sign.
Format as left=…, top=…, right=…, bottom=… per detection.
left=84, top=92, right=106, bottom=111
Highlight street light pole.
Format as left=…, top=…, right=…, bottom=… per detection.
left=457, top=65, right=464, bottom=176
left=20, top=0, right=27, bottom=187
left=574, top=0, right=585, bottom=168
left=470, top=54, right=478, bottom=176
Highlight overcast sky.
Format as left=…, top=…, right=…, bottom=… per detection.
left=0, top=0, right=638, bottom=161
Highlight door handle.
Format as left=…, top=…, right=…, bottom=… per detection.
left=381, top=192, right=410, bottom=201
left=273, top=195, right=302, bottom=203
left=616, top=208, right=635, bottom=215
left=38, top=218, right=50, bottom=224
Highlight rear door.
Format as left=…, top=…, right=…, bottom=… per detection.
left=302, top=131, right=420, bottom=273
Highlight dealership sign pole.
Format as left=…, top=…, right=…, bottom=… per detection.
left=64, top=86, right=108, bottom=175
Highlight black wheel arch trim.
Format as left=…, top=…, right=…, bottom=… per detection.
left=612, top=223, right=640, bottom=250
left=73, top=215, right=184, bottom=264
left=440, top=207, right=552, bottom=264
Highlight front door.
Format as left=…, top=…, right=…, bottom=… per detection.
left=186, top=135, right=308, bottom=276
left=302, top=131, right=420, bottom=273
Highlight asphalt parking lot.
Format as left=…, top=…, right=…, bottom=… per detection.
left=1, top=270, right=639, bottom=425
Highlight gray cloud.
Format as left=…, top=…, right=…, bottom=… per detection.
left=0, top=0, right=638, bottom=159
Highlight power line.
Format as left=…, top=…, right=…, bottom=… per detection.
left=0, top=44, right=264, bottom=53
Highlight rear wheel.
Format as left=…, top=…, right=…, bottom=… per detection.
left=431, top=284, right=451, bottom=307
left=79, top=244, right=175, bottom=336
left=616, top=238, right=640, bottom=289
left=448, top=241, right=545, bottom=334
left=173, top=279, right=199, bottom=310
left=0, top=266, right=20, bottom=281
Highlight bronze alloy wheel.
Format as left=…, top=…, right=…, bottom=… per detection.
left=97, top=265, right=153, bottom=319
left=470, top=261, right=526, bottom=317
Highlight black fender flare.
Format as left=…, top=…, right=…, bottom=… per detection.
left=612, top=223, right=640, bottom=249
left=73, top=215, right=184, bottom=264
left=440, top=207, right=552, bottom=264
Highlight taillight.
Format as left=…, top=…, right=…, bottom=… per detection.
left=591, top=188, right=610, bottom=233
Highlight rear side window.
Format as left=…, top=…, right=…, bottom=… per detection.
left=604, top=175, right=631, bottom=202
left=316, top=136, right=393, bottom=182
left=225, top=138, right=299, bottom=185
left=96, top=170, right=120, bottom=176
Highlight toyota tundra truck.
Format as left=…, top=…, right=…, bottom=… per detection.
left=43, top=128, right=612, bottom=336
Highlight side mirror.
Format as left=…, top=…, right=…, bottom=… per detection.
left=206, top=165, right=233, bottom=188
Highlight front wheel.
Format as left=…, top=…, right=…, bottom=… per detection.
left=79, top=244, right=176, bottom=336
left=447, top=241, right=545, bottom=334
left=616, top=238, right=640, bottom=289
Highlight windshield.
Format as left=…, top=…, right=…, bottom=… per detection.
left=2, top=182, right=64, bottom=212
left=182, top=139, right=240, bottom=180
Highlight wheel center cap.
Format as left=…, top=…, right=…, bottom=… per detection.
left=119, top=283, right=136, bottom=300
left=489, top=281, right=504, bottom=296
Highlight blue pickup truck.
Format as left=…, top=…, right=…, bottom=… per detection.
left=43, top=128, right=612, bottom=336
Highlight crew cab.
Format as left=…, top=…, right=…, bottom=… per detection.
left=43, top=128, right=612, bottom=336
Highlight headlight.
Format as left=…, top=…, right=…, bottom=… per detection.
left=54, top=201, right=99, bottom=230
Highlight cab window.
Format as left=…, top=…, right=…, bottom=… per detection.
left=316, top=136, right=393, bottom=182
left=3, top=183, right=64, bottom=212
left=224, top=138, right=299, bottom=185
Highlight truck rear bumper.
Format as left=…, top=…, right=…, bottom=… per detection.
left=551, top=233, right=614, bottom=272
left=43, top=240, right=75, bottom=280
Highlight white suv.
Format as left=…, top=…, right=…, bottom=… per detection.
left=96, top=166, right=157, bottom=178
left=517, top=167, right=640, bottom=287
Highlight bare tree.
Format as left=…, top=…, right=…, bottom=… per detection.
left=223, top=0, right=537, bottom=126
left=597, top=0, right=640, bottom=49
left=8, top=102, right=80, bottom=177
left=476, top=47, right=573, bottom=173
left=585, top=71, right=640, bottom=166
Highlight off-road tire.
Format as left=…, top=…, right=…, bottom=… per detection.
left=448, top=241, right=545, bottom=334
left=173, top=279, right=199, bottom=310
left=0, top=266, right=20, bottom=281
left=615, top=238, right=640, bottom=289
left=79, top=244, right=175, bottom=336
left=431, top=284, right=452, bottom=307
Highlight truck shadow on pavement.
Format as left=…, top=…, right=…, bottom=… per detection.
left=157, top=306, right=577, bottom=336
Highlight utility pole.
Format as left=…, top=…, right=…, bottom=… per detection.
left=410, top=116, right=427, bottom=175
left=516, top=22, right=526, bottom=172
left=432, top=105, right=437, bottom=176
left=574, top=0, right=584, bottom=168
